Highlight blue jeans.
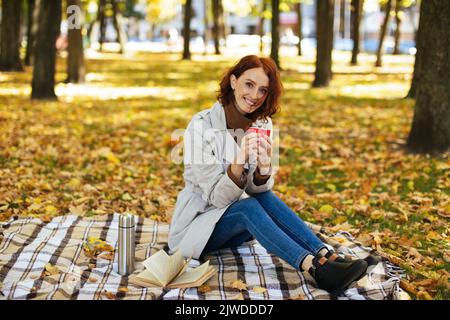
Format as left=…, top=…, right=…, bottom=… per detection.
left=201, top=190, right=327, bottom=270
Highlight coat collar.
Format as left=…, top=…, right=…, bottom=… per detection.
left=210, top=101, right=246, bottom=165
left=210, top=101, right=227, bottom=130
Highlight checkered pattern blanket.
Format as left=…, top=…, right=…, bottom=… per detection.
left=0, top=214, right=409, bottom=300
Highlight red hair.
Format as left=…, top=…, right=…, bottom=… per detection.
left=217, top=55, right=283, bottom=121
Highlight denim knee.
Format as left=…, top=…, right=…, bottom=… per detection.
left=237, top=197, right=266, bottom=220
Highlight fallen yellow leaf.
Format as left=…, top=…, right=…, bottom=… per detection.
left=83, top=237, right=114, bottom=258
left=319, top=204, right=334, bottom=214
left=230, top=279, right=247, bottom=291
left=44, top=205, right=58, bottom=215
left=103, top=290, right=116, bottom=300
left=197, top=284, right=211, bottom=293
left=44, top=263, right=60, bottom=276
left=252, top=286, right=267, bottom=294
left=69, top=204, right=86, bottom=216
left=370, top=210, right=385, bottom=220
left=417, top=291, right=433, bottom=300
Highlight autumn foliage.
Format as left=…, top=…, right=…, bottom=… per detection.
left=0, top=52, right=448, bottom=299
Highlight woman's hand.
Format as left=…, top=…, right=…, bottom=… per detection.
left=257, top=135, right=272, bottom=175
left=231, top=132, right=258, bottom=177
left=237, top=132, right=259, bottom=165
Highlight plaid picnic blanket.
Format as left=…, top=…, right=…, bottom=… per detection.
left=0, top=213, right=409, bottom=300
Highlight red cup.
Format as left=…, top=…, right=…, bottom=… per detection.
left=247, top=127, right=271, bottom=137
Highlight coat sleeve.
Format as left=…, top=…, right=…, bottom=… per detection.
left=185, top=120, right=244, bottom=209
left=246, top=171, right=274, bottom=194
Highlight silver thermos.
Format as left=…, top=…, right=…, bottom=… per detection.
left=118, top=213, right=135, bottom=276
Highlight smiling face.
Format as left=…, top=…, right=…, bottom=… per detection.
left=230, top=67, right=269, bottom=115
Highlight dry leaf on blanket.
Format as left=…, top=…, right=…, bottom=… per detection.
left=88, top=277, right=98, bottom=283
left=252, top=286, right=267, bottom=294
left=82, top=237, right=114, bottom=258
left=197, top=284, right=211, bottom=293
left=231, top=280, right=247, bottom=291
left=40, top=214, right=53, bottom=223
left=102, top=290, right=116, bottom=300
left=44, top=263, right=60, bottom=276
left=98, top=251, right=114, bottom=261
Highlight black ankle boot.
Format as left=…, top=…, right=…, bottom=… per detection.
left=324, top=250, right=383, bottom=266
left=323, top=250, right=347, bottom=263
left=308, top=255, right=368, bottom=297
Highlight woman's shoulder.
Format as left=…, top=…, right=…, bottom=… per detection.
left=192, top=108, right=212, bottom=121
left=186, top=104, right=217, bottom=131
left=189, top=101, right=222, bottom=125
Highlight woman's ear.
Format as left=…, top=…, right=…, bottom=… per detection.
left=230, top=74, right=237, bottom=90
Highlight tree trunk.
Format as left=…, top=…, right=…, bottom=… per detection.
left=339, top=0, right=346, bottom=38
left=111, top=0, right=126, bottom=53
left=0, top=0, right=23, bottom=71
left=31, top=0, right=62, bottom=100
left=406, top=2, right=423, bottom=100
left=375, top=0, right=392, bottom=67
left=25, top=0, right=36, bottom=66
left=393, top=0, right=402, bottom=55
left=295, top=2, right=303, bottom=56
left=212, top=0, right=220, bottom=54
left=29, top=0, right=41, bottom=65
left=406, top=0, right=450, bottom=153
left=98, top=0, right=107, bottom=51
left=66, top=0, right=85, bottom=83
left=270, top=0, right=280, bottom=69
left=313, top=0, right=335, bottom=87
left=350, top=0, right=363, bottom=65
left=203, top=0, right=209, bottom=55
left=182, top=0, right=192, bottom=60
left=218, top=0, right=226, bottom=46
left=259, top=1, right=267, bottom=54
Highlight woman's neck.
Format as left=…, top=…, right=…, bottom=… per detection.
left=224, top=101, right=253, bottom=131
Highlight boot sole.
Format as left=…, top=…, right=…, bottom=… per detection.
left=329, top=261, right=368, bottom=298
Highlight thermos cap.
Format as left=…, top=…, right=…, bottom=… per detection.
left=119, top=213, right=135, bottom=228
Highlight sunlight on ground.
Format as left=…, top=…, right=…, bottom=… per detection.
left=335, top=82, right=411, bottom=99
left=55, top=84, right=198, bottom=101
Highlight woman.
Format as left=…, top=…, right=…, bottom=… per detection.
left=168, top=55, right=368, bottom=296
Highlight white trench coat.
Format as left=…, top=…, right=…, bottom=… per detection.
left=168, top=101, right=274, bottom=259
